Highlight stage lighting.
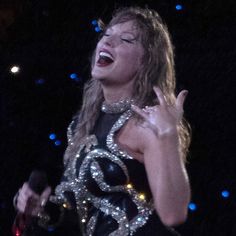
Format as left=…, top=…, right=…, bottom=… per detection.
left=35, top=78, right=45, bottom=85
left=70, top=73, right=81, bottom=82
left=91, top=19, right=97, bottom=25
left=221, top=190, right=230, bottom=198
left=55, top=140, right=61, bottom=146
left=176, top=4, right=183, bottom=11
left=95, top=26, right=101, bottom=32
left=70, top=73, right=77, bottom=79
left=47, top=226, right=55, bottom=232
left=10, top=65, right=20, bottom=74
left=188, top=202, right=197, bottom=211
left=49, top=133, right=56, bottom=140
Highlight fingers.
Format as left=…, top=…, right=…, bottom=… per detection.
left=175, top=90, right=188, bottom=111
left=17, top=182, right=39, bottom=213
left=131, top=104, right=149, bottom=120
left=16, top=182, right=51, bottom=216
left=40, top=186, right=51, bottom=206
left=153, top=86, right=166, bottom=106
left=154, top=86, right=188, bottom=111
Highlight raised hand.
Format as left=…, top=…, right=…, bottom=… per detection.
left=131, top=86, right=188, bottom=137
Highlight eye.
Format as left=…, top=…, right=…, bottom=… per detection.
left=121, top=38, right=132, bottom=43
left=104, top=33, right=110, bottom=36
left=121, top=38, right=135, bottom=44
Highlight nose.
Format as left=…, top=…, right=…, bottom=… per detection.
left=103, top=35, right=117, bottom=48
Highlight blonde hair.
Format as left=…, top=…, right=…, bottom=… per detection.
left=64, top=7, right=191, bottom=162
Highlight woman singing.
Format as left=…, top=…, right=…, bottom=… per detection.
left=14, top=6, right=191, bottom=236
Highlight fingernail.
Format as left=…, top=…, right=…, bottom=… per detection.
left=183, top=90, right=188, bottom=97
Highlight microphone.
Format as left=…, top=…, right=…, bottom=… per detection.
left=12, top=170, right=48, bottom=236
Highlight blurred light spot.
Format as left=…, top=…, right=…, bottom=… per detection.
left=15, top=228, right=21, bottom=236
left=91, top=19, right=98, bottom=25
left=55, top=140, right=61, bottom=146
left=70, top=73, right=81, bottom=82
left=188, top=202, right=197, bottom=211
left=49, top=133, right=56, bottom=140
left=221, top=190, right=230, bottom=198
left=47, top=226, right=55, bottom=232
left=176, top=4, right=183, bottom=10
left=35, top=78, right=45, bottom=85
left=70, top=73, right=77, bottom=79
left=95, top=26, right=101, bottom=32
left=10, top=66, right=20, bottom=73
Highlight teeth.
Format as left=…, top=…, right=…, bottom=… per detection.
left=99, top=51, right=113, bottom=60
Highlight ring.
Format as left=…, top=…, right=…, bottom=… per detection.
left=144, top=106, right=156, bottom=112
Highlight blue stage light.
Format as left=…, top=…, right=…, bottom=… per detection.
left=55, top=140, right=61, bottom=146
left=95, top=26, right=101, bottom=32
left=70, top=73, right=81, bottom=82
left=49, top=133, right=56, bottom=140
left=35, top=78, right=45, bottom=85
left=70, top=73, right=78, bottom=79
left=91, top=19, right=98, bottom=25
left=188, top=202, right=197, bottom=211
left=176, top=4, right=183, bottom=11
left=47, top=226, right=55, bottom=232
left=221, top=190, right=230, bottom=198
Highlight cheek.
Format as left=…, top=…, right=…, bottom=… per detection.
left=128, top=51, right=143, bottom=69
left=121, top=48, right=142, bottom=62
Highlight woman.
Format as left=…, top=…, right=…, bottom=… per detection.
left=14, top=6, right=191, bottom=236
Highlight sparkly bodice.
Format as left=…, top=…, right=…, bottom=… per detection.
left=53, top=111, right=180, bottom=236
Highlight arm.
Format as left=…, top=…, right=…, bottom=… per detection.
left=132, top=87, right=191, bottom=226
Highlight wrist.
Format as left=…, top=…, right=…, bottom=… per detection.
left=157, top=126, right=178, bottom=139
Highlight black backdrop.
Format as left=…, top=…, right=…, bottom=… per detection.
left=0, top=0, right=235, bottom=235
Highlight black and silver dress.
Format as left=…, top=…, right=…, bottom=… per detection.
left=52, top=110, right=180, bottom=236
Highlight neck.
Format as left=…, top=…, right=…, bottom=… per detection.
left=101, top=81, right=133, bottom=104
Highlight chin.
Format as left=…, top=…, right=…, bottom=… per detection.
left=92, top=67, right=102, bottom=79
left=91, top=72, right=102, bottom=80
left=92, top=69, right=109, bottom=81
left=91, top=69, right=99, bottom=79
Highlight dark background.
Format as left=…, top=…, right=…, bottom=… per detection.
left=0, top=0, right=235, bottom=235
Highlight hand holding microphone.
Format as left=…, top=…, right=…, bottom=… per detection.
left=12, top=170, right=51, bottom=236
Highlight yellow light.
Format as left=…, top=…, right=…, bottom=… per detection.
left=127, top=183, right=133, bottom=189
left=62, top=203, right=68, bottom=208
left=139, top=194, right=145, bottom=200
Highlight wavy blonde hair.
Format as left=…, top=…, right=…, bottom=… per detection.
left=64, top=7, right=191, bottom=162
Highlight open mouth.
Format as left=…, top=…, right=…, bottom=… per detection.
left=97, top=51, right=114, bottom=66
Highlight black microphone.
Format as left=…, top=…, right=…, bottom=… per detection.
left=12, top=170, right=48, bottom=236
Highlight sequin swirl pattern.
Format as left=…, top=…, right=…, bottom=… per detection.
left=54, top=110, right=154, bottom=235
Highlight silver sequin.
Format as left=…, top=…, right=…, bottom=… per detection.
left=53, top=110, right=154, bottom=235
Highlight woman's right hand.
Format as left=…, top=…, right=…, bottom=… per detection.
left=15, top=182, right=51, bottom=217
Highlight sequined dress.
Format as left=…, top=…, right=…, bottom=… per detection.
left=52, top=110, right=180, bottom=236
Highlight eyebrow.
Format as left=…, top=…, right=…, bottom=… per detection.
left=106, top=29, right=137, bottom=37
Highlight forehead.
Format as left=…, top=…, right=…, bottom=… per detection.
left=107, top=20, right=140, bottom=34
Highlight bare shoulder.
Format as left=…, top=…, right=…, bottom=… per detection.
left=116, top=117, right=146, bottom=162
